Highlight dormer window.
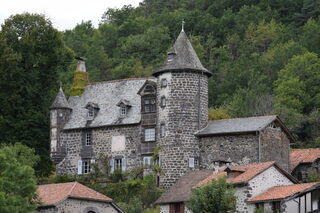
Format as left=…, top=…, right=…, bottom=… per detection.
left=120, top=105, right=127, bottom=116
left=117, top=99, right=131, bottom=116
left=87, top=107, right=94, bottom=120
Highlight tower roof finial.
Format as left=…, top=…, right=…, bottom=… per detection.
left=182, top=20, right=185, bottom=32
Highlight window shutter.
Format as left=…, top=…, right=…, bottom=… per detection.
left=122, top=157, right=126, bottom=171
left=77, top=160, right=82, bottom=174
left=189, top=158, right=195, bottom=168
left=110, top=159, right=114, bottom=173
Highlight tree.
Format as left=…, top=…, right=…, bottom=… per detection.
left=187, top=177, right=236, bottom=213
left=0, top=143, right=38, bottom=213
left=0, top=13, right=73, bottom=176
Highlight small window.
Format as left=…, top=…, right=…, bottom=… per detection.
left=167, top=54, right=175, bottom=62
left=161, top=79, right=167, bottom=87
left=145, top=128, right=156, bottom=142
left=160, top=123, right=165, bottom=137
left=189, top=158, right=195, bottom=168
left=120, top=105, right=127, bottom=116
left=143, top=156, right=153, bottom=165
left=83, top=160, right=91, bottom=174
left=87, top=108, right=94, bottom=119
left=86, top=132, right=92, bottom=146
left=115, top=158, right=123, bottom=171
left=161, top=96, right=166, bottom=107
left=144, top=85, right=155, bottom=93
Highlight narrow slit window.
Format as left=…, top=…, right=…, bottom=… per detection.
left=160, top=124, right=165, bottom=137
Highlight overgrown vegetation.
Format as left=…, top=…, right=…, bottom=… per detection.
left=187, top=177, right=236, bottom=213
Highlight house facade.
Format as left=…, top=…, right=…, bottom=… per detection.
left=37, top=182, right=123, bottom=213
left=156, top=161, right=320, bottom=213
left=50, top=28, right=294, bottom=188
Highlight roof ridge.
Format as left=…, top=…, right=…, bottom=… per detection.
left=89, top=77, right=156, bottom=85
left=209, top=115, right=277, bottom=122
left=68, top=182, right=78, bottom=195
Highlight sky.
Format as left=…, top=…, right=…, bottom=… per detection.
left=0, top=0, right=143, bottom=31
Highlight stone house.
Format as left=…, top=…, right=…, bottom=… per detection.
left=50, top=28, right=294, bottom=188
left=247, top=182, right=320, bottom=213
left=156, top=161, right=320, bottom=213
left=36, top=182, right=123, bottom=213
left=290, top=149, right=320, bottom=182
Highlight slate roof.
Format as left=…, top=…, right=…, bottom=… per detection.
left=50, top=87, right=71, bottom=109
left=63, top=77, right=156, bottom=130
left=153, top=30, right=212, bottom=77
left=290, top=149, right=320, bottom=171
left=247, top=182, right=320, bottom=203
left=196, top=115, right=294, bottom=142
left=37, top=182, right=112, bottom=206
left=155, top=170, right=213, bottom=204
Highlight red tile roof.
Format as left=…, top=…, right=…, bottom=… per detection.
left=37, top=182, right=112, bottom=206
left=247, top=182, right=320, bottom=203
left=290, top=149, right=320, bottom=170
left=196, top=161, right=277, bottom=187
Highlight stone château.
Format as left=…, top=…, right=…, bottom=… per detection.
left=50, top=28, right=294, bottom=188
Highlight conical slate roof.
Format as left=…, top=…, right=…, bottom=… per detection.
left=50, top=87, right=71, bottom=109
left=153, top=30, right=212, bottom=77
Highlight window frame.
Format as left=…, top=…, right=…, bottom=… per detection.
left=120, top=104, right=127, bottom=116
left=87, top=107, right=94, bottom=120
left=82, top=160, right=91, bottom=174
left=85, top=132, right=92, bottom=146
left=161, top=96, right=166, bottom=107
left=160, top=123, right=165, bottom=137
left=142, top=96, right=156, bottom=113
left=114, top=158, right=123, bottom=171
left=144, top=127, right=156, bottom=142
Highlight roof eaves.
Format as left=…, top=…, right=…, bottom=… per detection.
left=196, top=130, right=257, bottom=137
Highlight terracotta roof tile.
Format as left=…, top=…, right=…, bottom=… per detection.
left=37, top=182, right=112, bottom=206
left=247, top=182, right=320, bottom=203
left=196, top=162, right=276, bottom=187
left=290, top=149, right=320, bottom=170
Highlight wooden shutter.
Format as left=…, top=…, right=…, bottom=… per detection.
left=77, top=160, right=82, bottom=175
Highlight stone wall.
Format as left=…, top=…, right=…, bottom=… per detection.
left=260, top=127, right=291, bottom=171
left=237, top=166, right=293, bottom=213
left=38, top=198, right=119, bottom=213
left=292, top=159, right=320, bottom=182
left=199, top=134, right=259, bottom=171
left=157, top=71, right=208, bottom=188
left=56, top=124, right=141, bottom=175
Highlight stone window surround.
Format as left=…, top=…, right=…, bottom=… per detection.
left=160, top=96, right=166, bottom=108
left=83, top=206, right=100, bottom=213
left=161, top=78, right=167, bottom=87
left=160, top=123, right=165, bottom=137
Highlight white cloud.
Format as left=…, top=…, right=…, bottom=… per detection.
left=0, top=0, right=142, bottom=30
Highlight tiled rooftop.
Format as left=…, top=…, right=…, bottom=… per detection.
left=290, top=148, right=320, bottom=170
left=37, top=182, right=112, bottom=206
left=247, top=182, right=320, bottom=203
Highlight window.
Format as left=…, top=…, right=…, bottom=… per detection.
left=161, top=96, right=166, bottom=107
left=86, top=132, right=92, bottom=146
left=143, top=98, right=156, bottom=113
left=143, top=156, right=153, bottom=165
left=145, top=128, right=156, bottom=142
left=189, top=157, right=200, bottom=168
left=160, top=123, right=165, bottom=137
left=272, top=201, right=281, bottom=212
left=83, top=160, right=91, bottom=174
left=115, top=158, right=123, bottom=171
left=144, top=85, right=155, bottom=93
left=161, top=78, right=167, bottom=87
left=87, top=107, right=94, bottom=119
left=120, top=105, right=127, bottom=116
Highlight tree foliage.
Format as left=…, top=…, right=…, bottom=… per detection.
left=187, top=177, right=236, bottom=213
left=0, top=143, right=38, bottom=213
left=0, top=13, right=73, bottom=176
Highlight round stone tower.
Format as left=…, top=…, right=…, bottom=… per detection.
left=153, top=29, right=212, bottom=188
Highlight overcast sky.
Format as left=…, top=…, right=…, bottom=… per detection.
left=0, top=0, right=143, bottom=31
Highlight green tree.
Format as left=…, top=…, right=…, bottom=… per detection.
left=187, top=177, right=236, bottom=213
left=0, top=13, right=73, bottom=176
left=0, top=143, right=38, bottom=213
